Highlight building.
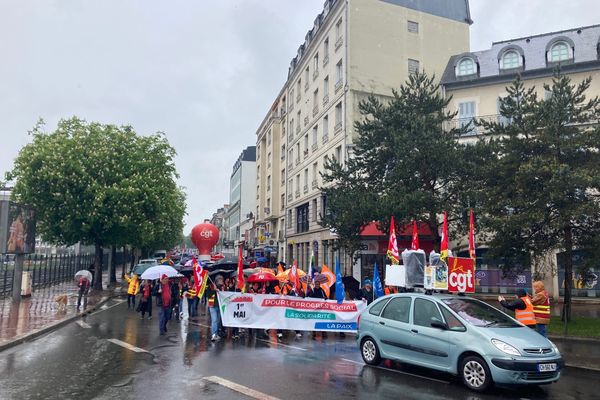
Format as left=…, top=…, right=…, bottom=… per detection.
left=225, top=146, right=256, bottom=249
left=261, top=0, right=472, bottom=277
left=441, top=24, right=600, bottom=298
left=210, top=204, right=230, bottom=254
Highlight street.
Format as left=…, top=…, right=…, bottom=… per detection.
left=0, top=299, right=597, bottom=400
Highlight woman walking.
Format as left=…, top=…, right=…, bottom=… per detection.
left=139, top=280, right=153, bottom=319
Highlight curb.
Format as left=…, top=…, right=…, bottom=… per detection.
left=565, top=363, right=600, bottom=373
left=549, top=334, right=600, bottom=343
left=0, top=294, right=121, bottom=353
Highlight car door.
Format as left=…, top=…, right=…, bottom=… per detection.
left=409, top=298, right=451, bottom=370
left=375, top=296, right=413, bottom=361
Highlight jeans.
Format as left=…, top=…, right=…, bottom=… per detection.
left=537, top=323, right=547, bottom=337
left=159, top=307, right=170, bottom=334
left=188, top=297, right=198, bottom=317
left=209, top=306, right=220, bottom=336
left=127, top=294, right=136, bottom=309
left=77, top=292, right=88, bottom=310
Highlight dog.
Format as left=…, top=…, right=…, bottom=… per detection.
left=54, top=294, right=68, bottom=312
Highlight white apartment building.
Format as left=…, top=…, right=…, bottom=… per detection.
left=225, top=146, right=256, bottom=247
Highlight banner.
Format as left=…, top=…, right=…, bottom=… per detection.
left=434, top=263, right=448, bottom=290
left=447, top=257, right=475, bottom=293
left=217, top=292, right=367, bottom=332
left=474, top=269, right=531, bottom=288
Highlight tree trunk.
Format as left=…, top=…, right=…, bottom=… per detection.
left=561, top=225, right=573, bottom=323
left=93, top=241, right=103, bottom=290
left=122, top=246, right=128, bottom=278
left=109, top=245, right=117, bottom=285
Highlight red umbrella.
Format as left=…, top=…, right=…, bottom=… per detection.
left=247, top=271, right=279, bottom=283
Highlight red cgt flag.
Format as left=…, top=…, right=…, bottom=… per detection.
left=440, top=211, right=449, bottom=261
left=469, top=209, right=476, bottom=262
left=411, top=220, right=420, bottom=250
left=387, top=216, right=400, bottom=265
left=237, top=245, right=245, bottom=290
left=290, top=259, right=302, bottom=295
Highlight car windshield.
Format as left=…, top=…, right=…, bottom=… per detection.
left=441, top=298, right=520, bottom=327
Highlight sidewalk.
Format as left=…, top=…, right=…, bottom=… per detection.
left=549, top=335, right=600, bottom=372
left=0, top=275, right=125, bottom=351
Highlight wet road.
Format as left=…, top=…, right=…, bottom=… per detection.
left=0, top=299, right=598, bottom=400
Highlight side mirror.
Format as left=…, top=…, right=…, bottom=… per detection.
left=430, top=318, right=449, bottom=330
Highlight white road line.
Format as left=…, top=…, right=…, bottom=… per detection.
left=89, top=299, right=126, bottom=315
left=341, top=358, right=450, bottom=384
left=255, top=338, right=307, bottom=351
left=107, top=338, right=149, bottom=353
left=203, top=376, right=280, bottom=400
left=76, top=320, right=91, bottom=329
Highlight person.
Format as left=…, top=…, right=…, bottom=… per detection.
left=531, top=281, right=551, bottom=337
left=276, top=280, right=302, bottom=340
left=124, top=273, right=140, bottom=310
left=384, top=285, right=398, bottom=295
left=185, top=282, right=198, bottom=318
left=170, top=279, right=180, bottom=321
left=77, top=276, right=90, bottom=311
left=139, top=280, right=153, bottom=319
left=308, top=281, right=328, bottom=340
left=206, top=276, right=225, bottom=341
left=153, top=274, right=172, bottom=336
left=356, top=279, right=374, bottom=305
left=498, top=289, right=537, bottom=329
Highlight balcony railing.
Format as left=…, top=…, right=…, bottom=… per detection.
left=443, top=114, right=511, bottom=137
left=313, top=69, right=319, bottom=80
left=322, top=95, right=329, bottom=106
left=296, top=93, right=301, bottom=103
left=313, top=106, right=319, bottom=116
left=335, top=36, right=343, bottom=50
left=322, top=133, right=329, bottom=143
left=334, top=122, right=342, bottom=133
left=312, top=142, right=318, bottom=151
left=335, top=80, right=343, bottom=94
left=288, top=133, right=294, bottom=142
left=323, top=55, right=329, bottom=66
left=295, top=190, right=300, bottom=198
left=304, top=82, right=309, bottom=92
left=304, top=116, right=309, bottom=126
left=303, top=185, right=308, bottom=194
left=296, top=125, right=301, bottom=134
left=312, top=180, right=318, bottom=189
left=303, top=149, right=309, bottom=158
left=295, top=157, right=300, bottom=165
left=287, top=193, right=293, bottom=201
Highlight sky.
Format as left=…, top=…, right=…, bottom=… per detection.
left=1, top=0, right=599, bottom=234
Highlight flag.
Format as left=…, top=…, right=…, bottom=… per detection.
left=291, top=259, right=302, bottom=295
left=335, top=257, right=345, bottom=304
left=277, top=263, right=284, bottom=274
left=306, top=252, right=314, bottom=297
left=192, top=257, right=203, bottom=292
left=469, top=209, right=476, bottom=262
left=373, top=262, right=384, bottom=299
left=440, top=211, right=449, bottom=261
left=197, top=269, right=209, bottom=298
left=411, top=220, right=420, bottom=250
left=387, top=216, right=400, bottom=264
left=320, top=264, right=335, bottom=298
left=237, top=245, right=245, bottom=291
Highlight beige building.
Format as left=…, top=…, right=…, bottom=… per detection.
left=441, top=24, right=600, bottom=298
left=253, top=0, right=472, bottom=275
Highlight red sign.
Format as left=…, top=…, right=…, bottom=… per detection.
left=447, top=257, right=475, bottom=293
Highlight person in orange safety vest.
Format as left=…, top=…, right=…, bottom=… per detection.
left=531, top=281, right=550, bottom=337
left=498, top=288, right=536, bottom=329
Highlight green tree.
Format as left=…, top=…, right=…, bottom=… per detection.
left=321, top=71, right=471, bottom=257
left=6, top=117, right=186, bottom=290
left=476, top=73, right=600, bottom=321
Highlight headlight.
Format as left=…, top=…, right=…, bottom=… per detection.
left=491, top=339, right=521, bottom=356
left=548, top=340, right=560, bottom=354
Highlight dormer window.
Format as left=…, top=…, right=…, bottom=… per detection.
left=501, top=50, right=520, bottom=69
left=457, top=57, right=476, bottom=76
left=549, top=41, right=570, bottom=62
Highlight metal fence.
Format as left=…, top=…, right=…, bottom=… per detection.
left=0, top=252, right=130, bottom=297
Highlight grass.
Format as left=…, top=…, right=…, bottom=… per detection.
left=548, top=316, right=600, bottom=338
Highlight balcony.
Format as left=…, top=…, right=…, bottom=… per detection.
left=296, top=125, right=301, bottom=134
left=443, top=114, right=509, bottom=137
left=289, top=102, right=294, bottom=112
left=304, top=116, right=309, bottom=126
left=288, top=133, right=294, bottom=142
left=312, top=105, right=319, bottom=117
left=303, top=149, right=309, bottom=158
left=304, top=81, right=309, bottom=92
left=313, top=69, right=319, bottom=80
left=335, top=80, right=343, bottom=94
left=312, top=142, right=318, bottom=151
left=287, top=193, right=293, bottom=201
left=296, top=93, right=301, bottom=103
left=295, top=190, right=300, bottom=198
left=295, top=157, right=300, bottom=165
left=303, top=184, right=308, bottom=194
left=312, top=180, right=318, bottom=189
left=322, top=133, right=329, bottom=144
left=322, top=95, right=329, bottom=106
left=335, top=36, right=343, bottom=50
left=334, top=122, right=342, bottom=133
left=323, top=55, right=329, bottom=67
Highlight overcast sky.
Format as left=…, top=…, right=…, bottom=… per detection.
left=1, top=0, right=599, bottom=234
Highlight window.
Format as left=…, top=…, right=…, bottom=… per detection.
left=413, top=298, right=442, bottom=327
left=323, top=115, right=329, bottom=137
left=281, top=169, right=285, bottom=185
left=313, top=53, right=319, bottom=73
left=382, top=297, right=412, bottom=323
left=323, top=76, right=329, bottom=97
left=497, top=98, right=512, bottom=126
left=321, top=194, right=330, bottom=219
left=335, top=145, right=342, bottom=163
left=312, top=126, right=318, bottom=145
left=267, top=152, right=271, bottom=167
left=458, top=101, right=476, bottom=134
left=313, top=89, right=319, bottom=107
left=304, top=168, right=308, bottom=185
left=550, top=41, right=570, bottom=62
left=408, top=58, right=419, bottom=75
left=296, top=203, right=309, bottom=233
left=281, top=194, right=285, bottom=210
left=324, top=38, right=329, bottom=60
left=312, top=199, right=317, bottom=221
left=287, top=210, right=292, bottom=228
left=335, top=103, right=342, bottom=125
left=407, top=20, right=419, bottom=33
left=304, top=134, right=309, bottom=152
left=304, top=67, right=309, bottom=88
left=439, top=306, right=466, bottom=332
left=335, top=60, right=343, bottom=84
left=296, top=174, right=300, bottom=192
left=501, top=50, right=520, bottom=69
left=296, top=80, right=301, bottom=100
left=267, top=175, right=271, bottom=191
left=457, top=57, right=476, bottom=76
left=335, top=18, right=342, bottom=40
left=369, top=298, right=390, bottom=316
left=312, top=162, right=318, bottom=187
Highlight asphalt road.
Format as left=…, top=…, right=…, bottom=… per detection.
left=0, top=299, right=597, bottom=400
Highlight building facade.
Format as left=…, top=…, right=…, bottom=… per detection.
left=269, top=0, right=471, bottom=276
left=210, top=204, right=230, bottom=254
left=225, top=146, right=257, bottom=248
left=441, top=24, right=600, bottom=298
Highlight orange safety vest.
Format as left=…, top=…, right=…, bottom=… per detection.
left=515, top=296, right=536, bottom=326
left=533, top=291, right=550, bottom=324
left=384, top=287, right=397, bottom=295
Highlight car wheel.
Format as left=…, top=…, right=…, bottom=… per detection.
left=460, top=355, right=492, bottom=392
left=361, top=337, right=381, bottom=365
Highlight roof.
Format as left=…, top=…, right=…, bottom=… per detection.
left=379, top=0, right=472, bottom=24
left=441, top=24, right=600, bottom=86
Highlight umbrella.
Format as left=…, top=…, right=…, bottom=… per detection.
left=210, top=256, right=250, bottom=271
left=312, top=273, right=329, bottom=283
left=131, top=263, right=154, bottom=276
left=276, top=268, right=306, bottom=282
left=247, top=271, right=279, bottom=283
left=75, top=270, right=92, bottom=281
left=209, top=269, right=235, bottom=277
left=243, top=267, right=275, bottom=276
left=184, top=259, right=193, bottom=267
left=141, top=265, right=179, bottom=280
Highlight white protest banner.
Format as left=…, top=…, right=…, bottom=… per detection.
left=217, top=292, right=367, bottom=332
left=385, top=264, right=406, bottom=287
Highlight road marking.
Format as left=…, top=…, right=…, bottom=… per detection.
left=107, top=338, right=149, bottom=353
left=203, top=376, right=280, bottom=400
left=76, top=320, right=91, bottom=328
left=341, top=358, right=450, bottom=384
left=255, top=338, right=307, bottom=351
left=88, top=299, right=126, bottom=315
left=188, top=321, right=210, bottom=328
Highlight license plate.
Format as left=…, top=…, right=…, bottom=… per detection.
left=538, top=363, right=557, bottom=372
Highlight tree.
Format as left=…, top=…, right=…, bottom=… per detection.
left=6, top=117, right=186, bottom=290
left=476, top=73, right=600, bottom=321
left=321, top=71, right=471, bottom=257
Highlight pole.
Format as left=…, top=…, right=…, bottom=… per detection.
left=12, top=254, right=24, bottom=302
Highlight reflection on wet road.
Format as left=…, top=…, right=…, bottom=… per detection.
left=0, top=299, right=597, bottom=400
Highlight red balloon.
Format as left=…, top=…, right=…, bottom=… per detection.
left=191, top=221, right=220, bottom=259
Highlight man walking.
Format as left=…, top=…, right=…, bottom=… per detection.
left=77, top=276, right=90, bottom=311
left=153, top=274, right=172, bottom=336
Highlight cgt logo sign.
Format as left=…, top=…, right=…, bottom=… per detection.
left=447, top=257, right=475, bottom=293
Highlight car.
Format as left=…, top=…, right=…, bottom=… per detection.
left=357, top=292, right=563, bottom=392
left=139, top=259, right=159, bottom=266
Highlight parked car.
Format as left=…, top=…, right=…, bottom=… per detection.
left=139, top=259, right=159, bottom=265
left=357, top=293, right=563, bottom=392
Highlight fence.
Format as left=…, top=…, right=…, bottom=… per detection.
left=0, top=252, right=131, bottom=297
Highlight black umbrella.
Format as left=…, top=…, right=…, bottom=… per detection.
left=208, top=256, right=250, bottom=271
